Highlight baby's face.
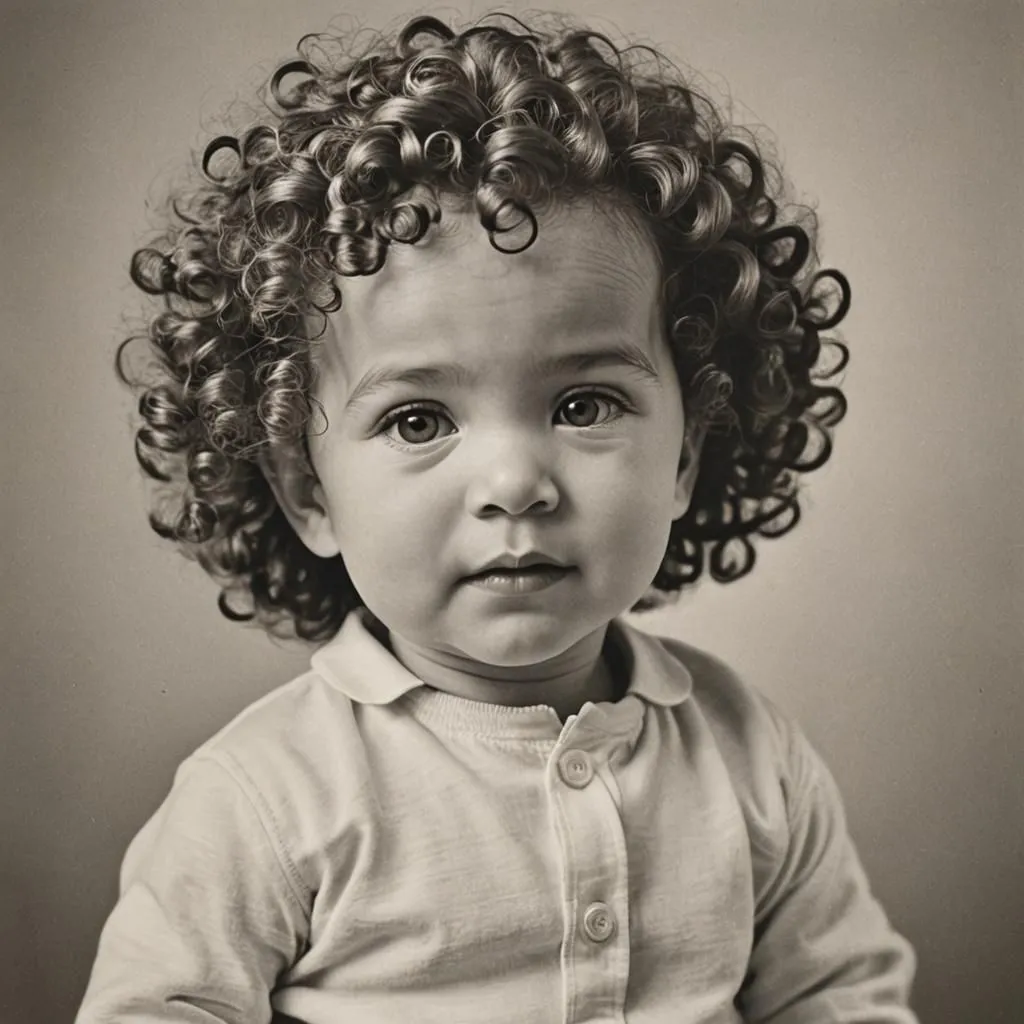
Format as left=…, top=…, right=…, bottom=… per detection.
left=299, top=200, right=696, bottom=668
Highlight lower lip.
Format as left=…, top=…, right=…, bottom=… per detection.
left=465, top=566, right=571, bottom=595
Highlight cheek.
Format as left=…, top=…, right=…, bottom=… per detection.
left=582, top=448, right=677, bottom=553
left=611, top=415, right=683, bottom=529
left=324, top=454, right=447, bottom=598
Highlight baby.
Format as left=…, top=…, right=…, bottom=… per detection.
left=77, top=11, right=918, bottom=1023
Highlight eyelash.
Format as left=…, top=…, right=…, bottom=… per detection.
left=375, top=389, right=636, bottom=450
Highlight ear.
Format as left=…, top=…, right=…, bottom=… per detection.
left=259, top=443, right=341, bottom=559
left=672, top=423, right=706, bottom=520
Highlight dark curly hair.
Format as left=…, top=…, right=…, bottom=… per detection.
left=119, top=11, right=851, bottom=642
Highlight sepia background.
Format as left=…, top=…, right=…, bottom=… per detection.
left=1, top=0, right=1021, bottom=1021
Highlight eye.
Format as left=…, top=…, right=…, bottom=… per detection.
left=378, top=405, right=457, bottom=447
left=556, top=391, right=628, bottom=428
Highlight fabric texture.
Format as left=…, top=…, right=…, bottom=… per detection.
left=76, top=610, right=918, bottom=1023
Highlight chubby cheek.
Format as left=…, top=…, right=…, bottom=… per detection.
left=329, top=461, right=448, bottom=624
left=576, top=447, right=679, bottom=585
left=603, top=486, right=674, bottom=585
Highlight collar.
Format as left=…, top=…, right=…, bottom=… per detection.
left=310, top=607, right=693, bottom=710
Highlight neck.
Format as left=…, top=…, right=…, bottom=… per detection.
left=388, top=625, right=616, bottom=722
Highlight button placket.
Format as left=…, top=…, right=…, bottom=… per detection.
left=549, top=735, right=631, bottom=1023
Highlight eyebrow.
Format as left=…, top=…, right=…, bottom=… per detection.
left=343, top=341, right=663, bottom=414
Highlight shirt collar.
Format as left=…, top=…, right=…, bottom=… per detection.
left=310, top=607, right=693, bottom=709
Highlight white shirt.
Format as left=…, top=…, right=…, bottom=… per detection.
left=76, top=610, right=918, bottom=1023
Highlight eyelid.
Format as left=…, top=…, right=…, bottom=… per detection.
left=375, top=401, right=457, bottom=450
left=559, top=384, right=634, bottom=402
left=557, top=385, right=637, bottom=413
left=375, top=399, right=451, bottom=428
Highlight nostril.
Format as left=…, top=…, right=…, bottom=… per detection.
left=468, top=467, right=560, bottom=518
left=478, top=494, right=557, bottom=518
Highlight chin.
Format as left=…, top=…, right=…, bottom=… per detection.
left=456, top=613, right=600, bottom=668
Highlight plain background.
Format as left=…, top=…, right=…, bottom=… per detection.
left=1, top=0, right=1020, bottom=1021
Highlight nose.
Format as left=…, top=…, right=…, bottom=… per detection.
left=464, top=432, right=560, bottom=519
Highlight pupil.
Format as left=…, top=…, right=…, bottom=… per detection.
left=567, top=398, right=596, bottom=426
left=399, top=413, right=436, bottom=442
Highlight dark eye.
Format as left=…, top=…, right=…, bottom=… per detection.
left=380, top=407, right=456, bottom=447
left=557, top=393, right=624, bottom=428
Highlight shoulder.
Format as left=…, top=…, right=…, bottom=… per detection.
left=156, top=663, right=373, bottom=886
left=192, top=657, right=372, bottom=789
left=627, top=622, right=798, bottom=771
left=191, top=665, right=357, bottom=770
left=625, top=621, right=826, bottom=858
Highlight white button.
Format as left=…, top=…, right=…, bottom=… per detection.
left=558, top=749, right=593, bottom=788
left=582, top=902, right=616, bottom=943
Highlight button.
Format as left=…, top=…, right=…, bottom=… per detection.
left=558, top=749, right=593, bottom=788
left=582, top=902, right=616, bottom=943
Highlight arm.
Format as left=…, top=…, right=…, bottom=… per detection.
left=75, top=754, right=310, bottom=1024
left=737, top=722, right=919, bottom=1023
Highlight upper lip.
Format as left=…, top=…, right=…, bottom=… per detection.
left=469, top=552, right=568, bottom=576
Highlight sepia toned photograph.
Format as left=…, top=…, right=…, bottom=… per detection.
left=1, top=1, right=1020, bottom=1022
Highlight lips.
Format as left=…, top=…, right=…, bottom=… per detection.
left=464, top=552, right=572, bottom=595
left=466, top=552, right=568, bottom=578
left=465, top=565, right=571, bottom=595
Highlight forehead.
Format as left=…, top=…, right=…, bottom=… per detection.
left=319, top=200, right=663, bottom=375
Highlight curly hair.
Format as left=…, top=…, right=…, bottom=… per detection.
left=119, top=11, right=851, bottom=642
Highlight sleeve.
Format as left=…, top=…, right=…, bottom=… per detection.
left=75, top=753, right=311, bottom=1024
left=736, top=719, right=919, bottom=1024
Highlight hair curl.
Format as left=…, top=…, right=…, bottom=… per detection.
left=119, top=11, right=851, bottom=642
